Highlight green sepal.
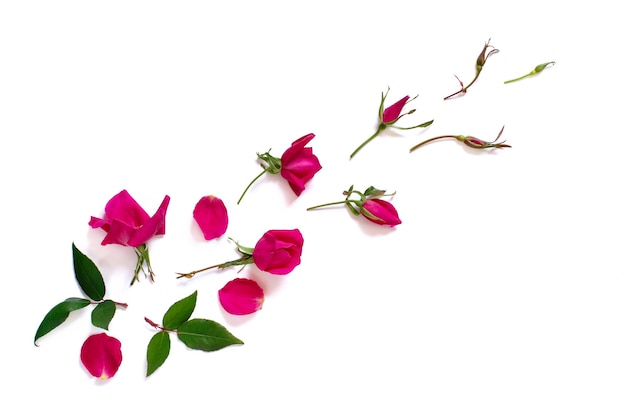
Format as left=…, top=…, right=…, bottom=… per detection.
left=146, top=331, right=171, bottom=377
left=177, top=318, right=243, bottom=352
left=393, top=119, right=434, bottom=130
left=72, top=243, right=106, bottom=301
left=34, top=297, right=91, bottom=346
left=91, top=300, right=116, bottom=330
left=163, top=291, right=197, bottom=330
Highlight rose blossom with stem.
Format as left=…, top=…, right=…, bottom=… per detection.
left=409, top=125, right=510, bottom=152
left=307, top=185, right=401, bottom=227
left=349, top=87, right=433, bottom=159
left=176, top=229, right=304, bottom=279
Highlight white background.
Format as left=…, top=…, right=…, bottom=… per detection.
left=2, top=1, right=625, bottom=415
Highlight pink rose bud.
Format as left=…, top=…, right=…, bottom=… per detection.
left=361, top=198, right=402, bottom=227
left=89, top=189, right=170, bottom=248
left=80, top=333, right=122, bottom=380
left=280, top=133, right=323, bottom=196
left=218, top=278, right=265, bottom=315
left=252, top=229, right=304, bottom=275
left=381, top=95, right=410, bottom=124
left=193, top=195, right=228, bottom=240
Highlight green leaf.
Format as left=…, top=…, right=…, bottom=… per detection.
left=72, top=243, right=106, bottom=301
left=177, top=318, right=243, bottom=352
left=91, top=300, right=116, bottom=330
left=34, top=298, right=91, bottom=346
left=147, top=331, right=171, bottom=377
left=162, top=291, right=197, bottom=330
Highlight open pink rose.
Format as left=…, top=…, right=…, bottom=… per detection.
left=89, top=190, right=170, bottom=247
left=361, top=198, right=402, bottom=227
left=252, top=229, right=304, bottom=275
left=80, top=333, right=122, bottom=380
left=218, top=278, right=265, bottom=315
left=89, top=190, right=170, bottom=284
left=279, top=133, right=323, bottom=196
left=193, top=195, right=228, bottom=240
left=237, top=133, right=322, bottom=204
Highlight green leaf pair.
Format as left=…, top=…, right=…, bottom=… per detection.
left=146, top=291, right=243, bottom=377
left=33, top=244, right=126, bottom=346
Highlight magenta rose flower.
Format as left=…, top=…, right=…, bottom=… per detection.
left=89, top=189, right=170, bottom=284
left=350, top=87, right=433, bottom=159
left=80, top=333, right=122, bottom=380
left=218, top=278, right=265, bottom=315
left=237, top=133, right=322, bottom=204
left=193, top=195, right=228, bottom=240
left=176, top=228, right=304, bottom=279
left=307, top=185, right=401, bottom=227
left=252, top=229, right=304, bottom=274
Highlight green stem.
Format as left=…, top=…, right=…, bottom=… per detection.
left=443, top=72, right=480, bottom=100
left=350, top=124, right=385, bottom=159
left=307, top=199, right=363, bottom=211
left=504, top=74, right=531, bottom=84
left=237, top=169, right=267, bottom=205
left=175, top=254, right=254, bottom=279
left=132, top=244, right=154, bottom=285
left=409, top=135, right=455, bottom=152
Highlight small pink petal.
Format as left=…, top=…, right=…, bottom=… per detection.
left=382, top=96, right=410, bottom=124
left=218, top=278, right=265, bottom=315
left=193, top=195, right=228, bottom=240
left=80, top=333, right=123, bottom=380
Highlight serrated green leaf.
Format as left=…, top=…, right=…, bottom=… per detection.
left=91, top=300, right=116, bottom=330
left=163, top=291, right=197, bottom=330
left=72, top=243, right=106, bottom=301
left=177, top=318, right=243, bottom=352
left=147, top=331, right=171, bottom=377
left=34, top=298, right=91, bottom=346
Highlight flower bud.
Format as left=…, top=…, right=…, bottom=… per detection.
left=252, top=229, right=304, bottom=274
left=218, top=278, right=265, bottom=315
left=361, top=198, right=402, bottom=227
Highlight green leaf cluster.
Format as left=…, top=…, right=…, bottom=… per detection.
left=146, top=291, right=243, bottom=377
left=33, top=244, right=126, bottom=346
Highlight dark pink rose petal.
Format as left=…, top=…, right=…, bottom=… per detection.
left=80, top=333, right=122, bottom=380
left=193, top=195, right=228, bottom=240
left=127, top=195, right=170, bottom=247
left=103, top=190, right=150, bottom=229
left=382, top=95, right=410, bottom=124
left=218, top=278, right=265, bottom=315
left=252, top=229, right=303, bottom=275
left=280, top=133, right=322, bottom=196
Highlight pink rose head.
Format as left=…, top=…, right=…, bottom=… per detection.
left=80, top=333, right=122, bottom=380
left=361, top=198, right=402, bottom=227
left=193, top=195, right=228, bottom=240
left=252, top=229, right=304, bottom=275
left=218, top=278, right=265, bottom=315
left=89, top=190, right=170, bottom=247
left=280, top=133, right=322, bottom=196
left=381, top=95, right=410, bottom=124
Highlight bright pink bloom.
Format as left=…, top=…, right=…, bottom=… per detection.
left=252, top=229, right=303, bottom=274
left=193, top=195, right=228, bottom=240
left=280, top=133, right=322, bottom=196
left=218, top=278, right=265, bottom=315
left=80, top=333, right=122, bottom=379
left=382, top=96, right=410, bottom=124
left=89, top=190, right=170, bottom=247
left=361, top=199, right=402, bottom=227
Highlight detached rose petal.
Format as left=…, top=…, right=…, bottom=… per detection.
left=80, top=333, right=122, bottom=380
left=361, top=199, right=402, bottom=227
left=218, top=278, right=265, bottom=315
left=193, top=195, right=228, bottom=240
left=252, top=229, right=304, bottom=275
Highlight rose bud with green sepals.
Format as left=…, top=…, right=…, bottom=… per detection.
left=350, top=87, right=433, bottom=159
left=410, top=126, right=510, bottom=152
left=443, top=39, right=499, bottom=100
